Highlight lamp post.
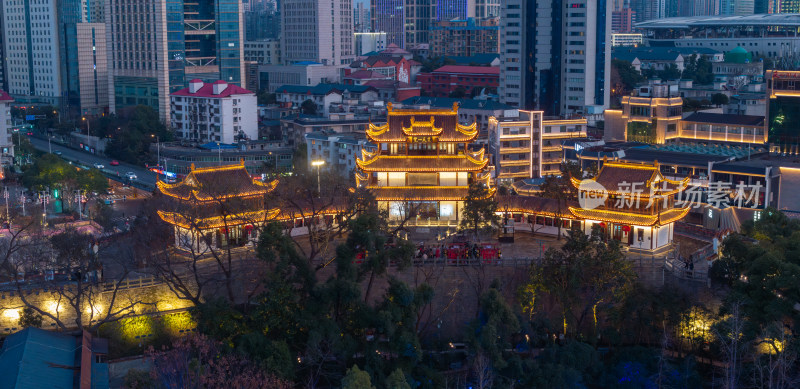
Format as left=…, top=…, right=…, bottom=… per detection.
left=82, top=116, right=90, bottom=153
left=217, top=142, right=221, bottom=166
left=151, top=134, right=160, bottom=180
left=151, top=134, right=160, bottom=167
left=75, top=190, right=83, bottom=220
left=311, top=160, right=325, bottom=195
left=40, top=190, right=49, bottom=226
left=3, top=186, right=9, bottom=224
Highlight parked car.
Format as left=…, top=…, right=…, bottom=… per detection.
left=109, top=160, right=119, bottom=166
left=125, top=172, right=137, bottom=180
left=93, top=163, right=105, bottom=169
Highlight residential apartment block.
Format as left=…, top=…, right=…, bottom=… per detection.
left=490, top=111, right=587, bottom=183
left=170, top=80, right=257, bottom=144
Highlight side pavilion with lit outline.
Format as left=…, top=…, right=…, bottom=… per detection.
left=567, top=160, right=690, bottom=250
left=156, top=161, right=279, bottom=251
left=355, top=102, right=493, bottom=225
left=498, top=160, right=691, bottom=251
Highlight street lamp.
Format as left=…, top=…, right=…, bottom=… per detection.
left=82, top=116, right=90, bottom=153
left=311, top=160, right=325, bottom=195
left=74, top=190, right=83, bottom=220
left=151, top=134, right=160, bottom=180
left=3, top=186, right=9, bottom=224
left=40, top=190, right=50, bottom=227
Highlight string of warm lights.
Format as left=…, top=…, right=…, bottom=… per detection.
left=568, top=206, right=690, bottom=226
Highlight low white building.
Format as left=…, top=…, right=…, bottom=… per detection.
left=354, top=32, right=387, bottom=56
left=304, top=131, right=376, bottom=177
left=170, top=80, right=258, bottom=144
left=275, top=84, right=379, bottom=116
left=0, top=90, right=13, bottom=165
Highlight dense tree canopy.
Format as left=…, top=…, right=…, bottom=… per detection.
left=97, top=105, right=171, bottom=165
left=22, top=153, right=108, bottom=194
left=682, top=54, right=715, bottom=84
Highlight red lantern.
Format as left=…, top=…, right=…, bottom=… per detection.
left=599, top=222, right=607, bottom=228
left=622, top=225, right=631, bottom=232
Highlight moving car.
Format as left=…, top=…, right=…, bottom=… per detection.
left=53, top=150, right=62, bottom=156
left=93, top=163, right=105, bottom=169
left=109, top=160, right=119, bottom=166
left=125, top=172, right=137, bottom=180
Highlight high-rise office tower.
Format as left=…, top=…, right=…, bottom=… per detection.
left=774, top=0, right=800, bottom=12
left=371, top=0, right=435, bottom=48
left=720, top=0, right=755, bottom=15
left=355, top=1, right=371, bottom=32
left=371, top=0, right=405, bottom=46
left=631, top=0, right=665, bottom=22
left=2, top=0, right=109, bottom=114
left=245, top=0, right=280, bottom=40
left=754, top=0, right=772, bottom=12
left=436, top=0, right=472, bottom=20
left=405, top=1, right=434, bottom=47
left=499, top=0, right=611, bottom=116
left=2, top=0, right=62, bottom=106
left=692, top=0, right=720, bottom=15
left=434, top=0, right=500, bottom=20
left=107, top=0, right=245, bottom=123
left=281, top=0, right=354, bottom=65
left=612, top=8, right=636, bottom=33
left=62, top=0, right=109, bottom=115
left=371, top=0, right=496, bottom=48
left=474, top=0, right=499, bottom=18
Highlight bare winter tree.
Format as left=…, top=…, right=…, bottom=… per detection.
left=140, top=184, right=277, bottom=306
left=1, top=227, right=152, bottom=331
left=274, top=171, right=361, bottom=265
left=472, top=352, right=495, bottom=389
left=751, top=322, right=800, bottom=389
left=123, top=161, right=322, bottom=309
left=713, top=301, right=748, bottom=389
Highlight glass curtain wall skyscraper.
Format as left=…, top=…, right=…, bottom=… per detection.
left=108, top=0, right=244, bottom=123
left=3, top=0, right=109, bottom=115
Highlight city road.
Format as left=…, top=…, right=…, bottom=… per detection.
left=27, top=136, right=157, bottom=189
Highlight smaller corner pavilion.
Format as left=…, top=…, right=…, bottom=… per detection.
left=497, top=160, right=691, bottom=251
left=157, top=161, right=279, bottom=251
left=568, top=159, right=690, bottom=250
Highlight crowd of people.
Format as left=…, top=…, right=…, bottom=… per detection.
left=414, top=241, right=502, bottom=263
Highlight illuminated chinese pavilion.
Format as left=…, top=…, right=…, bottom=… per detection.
left=355, top=103, right=493, bottom=224
left=157, top=161, right=279, bottom=251
left=568, top=160, right=690, bottom=251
